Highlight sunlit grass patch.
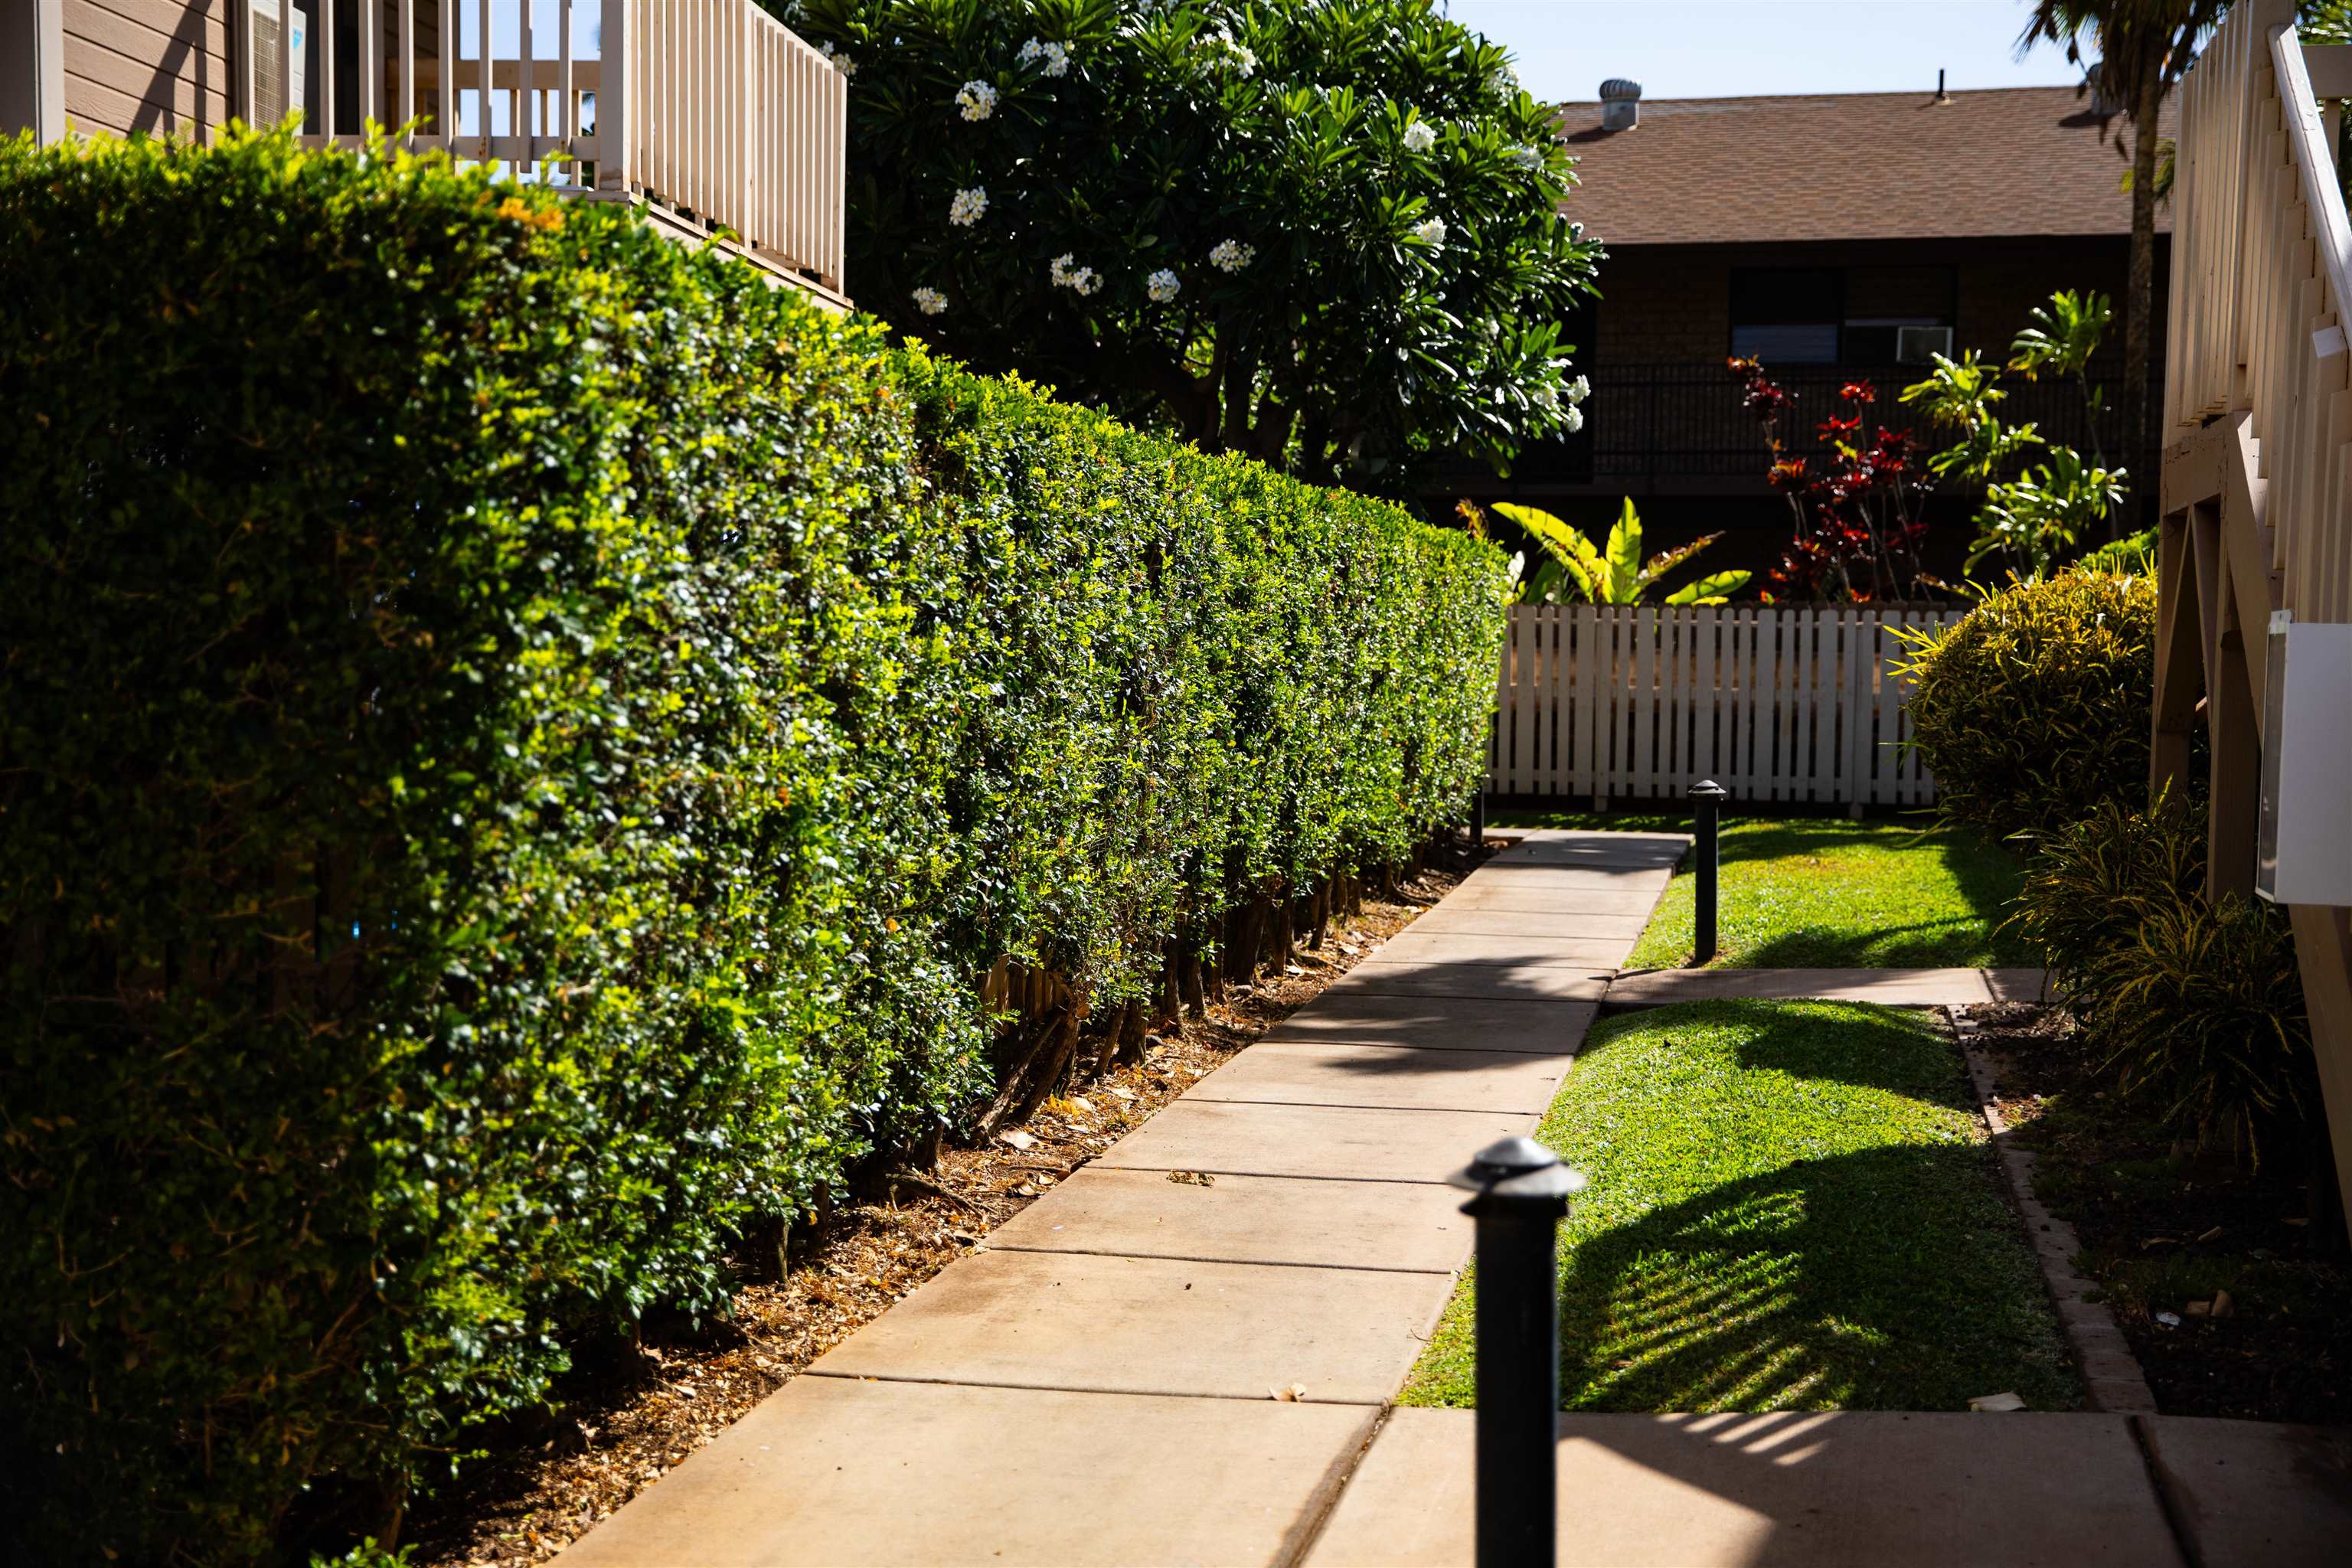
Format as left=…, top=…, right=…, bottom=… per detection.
left=1621, top=815, right=2034, bottom=969
left=1400, top=1000, right=2079, bottom=1413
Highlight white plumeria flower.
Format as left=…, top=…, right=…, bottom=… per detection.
left=1196, top=33, right=1257, bottom=78
left=1146, top=269, right=1181, bottom=302
left=1410, top=217, right=1447, bottom=250
left=1018, top=38, right=1070, bottom=77
left=1503, top=145, right=1544, bottom=172
left=956, top=80, right=998, bottom=121
left=818, top=40, right=855, bottom=77
left=1566, top=375, right=1591, bottom=404
left=910, top=286, right=949, bottom=316
left=1208, top=237, right=1256, bottom=273
left=1049, top=254, right=1101, bottom=294
left=1530, top=384, right=1560, bottom=415
left=1563, top=403, right=1586, bottom=433
left=1403, top=120, right=1437, bottom=153
left=948, top=187, right=988, bottom=226
left=1395, top=346, right=1410, bottom=362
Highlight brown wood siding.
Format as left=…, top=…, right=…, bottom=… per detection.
left=64, top=0, right=230, bottom=139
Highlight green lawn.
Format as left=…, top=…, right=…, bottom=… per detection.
left=1400, top=1001, right=2080, bottom=1413
left=1601, top=814, right=2034, bottom=969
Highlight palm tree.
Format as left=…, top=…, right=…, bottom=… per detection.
left=2019, top=0, right=2224, bottom=538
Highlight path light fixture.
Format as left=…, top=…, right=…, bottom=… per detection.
left=1690, top=779, right=1728, bottom=965
left=1448, top=1136, right=1586, bottom=1568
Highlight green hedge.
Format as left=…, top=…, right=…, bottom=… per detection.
left=0, top=131, right=1506, bottom=1562
left=1897, top=567, right=2158, bottom=838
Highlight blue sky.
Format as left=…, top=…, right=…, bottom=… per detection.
left=1446, top=1, right=2088, bottom=102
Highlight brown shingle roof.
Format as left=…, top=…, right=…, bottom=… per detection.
left=1554, top=86, right=2175, bottom=247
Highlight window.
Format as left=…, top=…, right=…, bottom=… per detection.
left=1730, top=269, right=1841, bottom=364
left=1728, top=265, right=1956, bottom=364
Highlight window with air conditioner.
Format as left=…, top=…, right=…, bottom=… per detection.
left=248, top=0, right=309, bottom=129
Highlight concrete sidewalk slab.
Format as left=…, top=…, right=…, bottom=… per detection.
left=1604, top=967, right=2049, bottom=1008
left=1457, top=863, right=1675, bottom=892
left=1374, top=930, right=1637, bottom=969
left=1326, top=959, right=1612, bottom=1004
left=807, top=1249, right=1439, bottom=1404
left=1410, top=908, right=1653, bottom=940
left=1095, top=1098, right=1534, bottom=1184
left=1269, top=993, right=1598, bottom=1053
left=982, top=1168, right=1472, bottom=1272
left=1306, top=1408, right=2186, bottom=1568
left=1439, top=884, right=1668, bottom=915
left=1491, top=831, right=1689, bottom=864
left=558, top=1377, right=1374, bottom=1568
left=1189, top=1039, right=1573, bottom=1115
left=2135, top=1416, right=2352, bottom=1568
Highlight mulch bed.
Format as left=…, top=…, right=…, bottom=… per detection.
left=1961, top=1001, right=2352, bottom=1425
left=402, top=843, right=1492, bottom=1568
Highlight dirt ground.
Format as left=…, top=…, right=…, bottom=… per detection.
left=403, top=847, right=1489, bottom=1568
left=1963, top=1001, right=2352, bottom=1426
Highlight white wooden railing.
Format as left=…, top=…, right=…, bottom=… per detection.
left=1488, top=603, right=1962, bottom=807
left=231, top=0, right=846, bottom=293
left=2165, top=0, right=2352, bottom=621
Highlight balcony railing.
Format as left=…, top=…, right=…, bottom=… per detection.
left=231, top=0, right=846, bottom=297
left=1435, top=359, right=2161, bottom=494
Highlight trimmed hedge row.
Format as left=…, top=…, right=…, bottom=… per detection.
left=0, top=132, right=1506, bottom=1562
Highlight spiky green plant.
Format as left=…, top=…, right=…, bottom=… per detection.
left=1494, top=498, right=1750, bottom=606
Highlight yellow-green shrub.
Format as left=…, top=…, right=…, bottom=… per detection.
left=1898, top=569, right=2157, bottom=835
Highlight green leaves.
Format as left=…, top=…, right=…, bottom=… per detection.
left=793, top=0, right=1599, bottom=488
left=1896, top=567, right=2158, bottom=838
left=1494, top=498, right=1749, bottom=606
left=0, top=126, right=1505, bottom=1563
left=2009, top=287, right=2112, bottom=384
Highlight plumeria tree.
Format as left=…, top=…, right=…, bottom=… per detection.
left=785, top=0, right=1601, bottom=489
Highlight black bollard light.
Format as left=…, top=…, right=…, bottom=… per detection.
left=1690, top=779, right=1727, bottom=966
left=1472, top=786, right=1487, bottom=850
left=1448, top=1137, right=1585, bottom=1568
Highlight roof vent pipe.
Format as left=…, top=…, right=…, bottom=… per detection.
left=1935, top=68, right=1951, bottom=104
left=1599, top=78, right=1641, bottom=132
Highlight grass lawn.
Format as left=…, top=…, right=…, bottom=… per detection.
left=1400, top=1000, right=2080, bottom=1413
left=1503, top=811, right=2035, bottom=969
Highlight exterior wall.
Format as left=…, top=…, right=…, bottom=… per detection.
left=63, top=0, right=232, bottom=139
left=1592, top=234, right=2168, bottom=366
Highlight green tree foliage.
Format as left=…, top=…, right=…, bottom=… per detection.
left=1895, top=567, right=2157, bottom=837
left=0, top=130, right=1505, bottom=1561
left=1900, top=290, right=2128, bottom=580
left=1493, top=499, right=1750, bottom=605
left=786, top=0, right=1602, bottom=488
left=2019, top=2, right=2226, bottom=534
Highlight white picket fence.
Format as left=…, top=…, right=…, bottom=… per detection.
left=1488, top=603, right=1965, bottom=807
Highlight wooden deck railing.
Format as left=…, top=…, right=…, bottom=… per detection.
left=2158, top=0, right=2352, bottom=1223
left=2164, top=0, right=2352, bottom=621
left=230, top=0, right=846, bottom=295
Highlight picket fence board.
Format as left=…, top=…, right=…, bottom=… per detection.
left=1488, top=603, right=1964, bottom=807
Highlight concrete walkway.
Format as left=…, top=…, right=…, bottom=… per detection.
left=558, top=830, right=1674, bottom=1567
left=1606, top=966, right=2048, bottom=1008
left=557, top=831, right=2349, bottom=1567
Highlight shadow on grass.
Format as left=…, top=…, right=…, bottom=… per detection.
left=1556, top=1140, right=2079, bottom=1413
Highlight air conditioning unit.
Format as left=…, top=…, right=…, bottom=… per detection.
left=1895, top=325, right=1954, bottom=364
left=248, top=0, right=308, bottom=128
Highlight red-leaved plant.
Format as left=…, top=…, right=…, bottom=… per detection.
left=1730, top=358, right=1936, bottom=601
